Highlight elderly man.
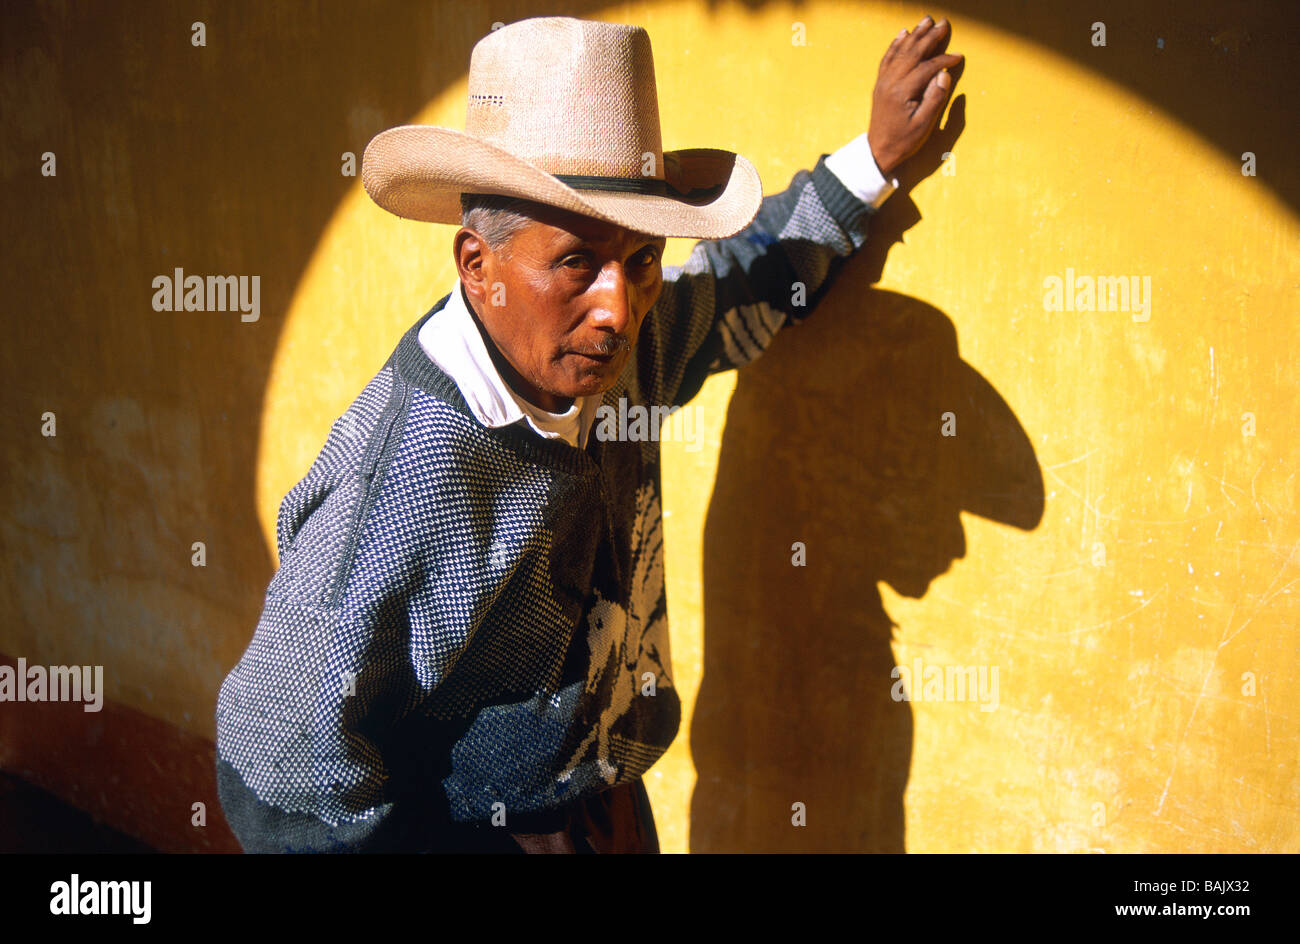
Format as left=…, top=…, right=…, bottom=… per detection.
left=216, top=14, right=960, bottom=853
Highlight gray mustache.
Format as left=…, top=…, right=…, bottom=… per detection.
left=588, top=334, right=631, bottom=356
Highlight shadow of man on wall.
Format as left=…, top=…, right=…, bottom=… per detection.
left=689, top=96, right=1045, bottom=851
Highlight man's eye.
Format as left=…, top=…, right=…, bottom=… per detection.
left=560, top=254, right=589, bottom=268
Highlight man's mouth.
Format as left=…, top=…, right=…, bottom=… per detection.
left=571, top=350, right=618, bottom=363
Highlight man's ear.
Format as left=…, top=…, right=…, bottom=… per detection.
left=454, top=227, right=491, bottom=303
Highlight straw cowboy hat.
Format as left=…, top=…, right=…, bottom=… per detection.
left=361, top=16, right=763, bottom=240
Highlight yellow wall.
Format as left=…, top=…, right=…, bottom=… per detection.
left=4, top=0, right=1297, bottom=852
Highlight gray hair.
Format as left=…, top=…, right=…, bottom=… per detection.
left=459, top=193, right=543, bottom=258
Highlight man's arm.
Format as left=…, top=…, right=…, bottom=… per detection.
left=637, top=15, right=961, bottom=409
left=215, top=370, right=438, bottom=852
left=639, top=152, right=879, bottom=410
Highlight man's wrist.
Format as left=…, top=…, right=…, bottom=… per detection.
left=866, top=133, right=900, bottom=176
left=824, top=132, right=899, bottom=209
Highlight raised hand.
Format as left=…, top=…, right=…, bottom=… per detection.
left=867, top=16, right=963, bottom=176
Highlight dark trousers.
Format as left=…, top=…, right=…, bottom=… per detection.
left=428, top=778, right=660, bottom=853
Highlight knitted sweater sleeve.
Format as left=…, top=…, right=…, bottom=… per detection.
left=215, top=370, right=436, bottom=853
left=638, top=153, right=877, bottom=409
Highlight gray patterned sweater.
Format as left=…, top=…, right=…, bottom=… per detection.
left=215, top=154, right=876, bottom=852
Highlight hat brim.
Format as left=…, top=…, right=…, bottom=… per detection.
left=362, top=125, right=763, bottom=239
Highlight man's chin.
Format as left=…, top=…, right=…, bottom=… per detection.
left=561, top=358, right=626, bottom=397
left=568, top=376, right=617, bottom=399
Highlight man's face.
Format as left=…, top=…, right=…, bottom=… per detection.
left=456, top=203, right=667, bottom=413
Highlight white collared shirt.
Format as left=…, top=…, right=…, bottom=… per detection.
left=418, top=136, right=896, bottom=449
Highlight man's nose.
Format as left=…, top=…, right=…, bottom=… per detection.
left=588, top=262, right=635, bottom=336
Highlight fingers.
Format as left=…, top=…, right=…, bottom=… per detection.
left=931, top=52, right=964, bottom=70
left=881, top=17, right=930, bottom=75
left=900, top=16, right=945, bottom=62
left=915, top=53, right=967, bottom=91
left=889, top=52, right=961, bottom=106
left=922, top=17, right=952, bottom=58
left=906, top=15, right=936, bottom=50
left=880, top=26, right=909, bottom=73
left=910, top=68, right=953, bottom=133
left=885, top=16, right=957, bottom=80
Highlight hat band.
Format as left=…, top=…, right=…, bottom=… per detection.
left=552, top=172, right=724, bottom=202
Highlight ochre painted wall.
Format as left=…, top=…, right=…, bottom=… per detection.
left=3, top=0, right=1297, bottom=852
